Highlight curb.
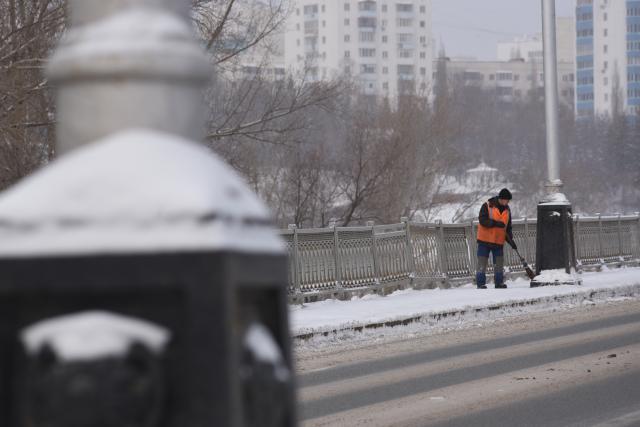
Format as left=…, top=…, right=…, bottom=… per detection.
left=292, top=283, right=640, bottom=341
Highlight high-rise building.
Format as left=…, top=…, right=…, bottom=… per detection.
left=284, top=0, right=433, bottom=100
left=575, top=0, right=640, bottom=117
left=497, top=17, right=576, bottom=64
left=438, top=58, right=575, bottom=107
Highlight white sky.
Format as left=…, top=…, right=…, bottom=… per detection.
left=432, top=0, right=575, bottom=60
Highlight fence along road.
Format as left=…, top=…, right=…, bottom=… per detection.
left=281, top=214, right=640, bottom=302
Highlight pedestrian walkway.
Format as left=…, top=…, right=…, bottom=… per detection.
left=290, top=267, right=640, bottom=341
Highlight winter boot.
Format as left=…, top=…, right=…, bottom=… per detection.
left=476, top=271, right=487, bottom=289
left=494, top=271, right=507, bottom=288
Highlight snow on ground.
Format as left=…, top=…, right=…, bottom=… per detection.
left=290, top=267, right=640, bottom=348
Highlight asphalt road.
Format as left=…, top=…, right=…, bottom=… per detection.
left=295, top=300, right=640, bottom=426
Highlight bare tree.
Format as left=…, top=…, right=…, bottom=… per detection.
left=0, top=0, right=64, bottom=189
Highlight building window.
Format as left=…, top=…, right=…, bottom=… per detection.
left=382, top=51, right=388, bottom=58
left=397, top=18, right=412, bottom=27
left=419, top=36, right=426, bottom=44
left=604, top=28, right=608, bottom=37
left=420, top=21, right=425, bottom=28
left=297, top=39, right=300, bottom=46
left=514, top=74, right=519, bottom=81
left=345, top=18, right=350, bottom=25
left=604, top=77, right=608, bottom=86
left=344, top=3, right=350, bottom=11
left=398, top=49, right=413, bottom=58
left=382, top=35, right=388, bottom=43
left=344, top=35, right=350, bottom=42
left=296, top=23, right=300, bottom=30
left=397, top=64, right=414, bottom=75
left=489, top=74, right=495, bottom=81
left=359, top=1, right=376, bottom=12
left=420, top=5, right=426, bottom=13
left=359, top=48, right=376, bottom=57
left=345, top=51, right=350, bottom=58
left=419, top=51, right=426, bottom=59
left=383, top=82, right=389, bottom=89
left=360, top=64, right=376, bottom=74
left=603, top=44, right=607, bottom=53
left=360, top=31, right=375, bottom=42
left=296, top=8, right=299, bottom=15
left=303, top=5, right=318, bottom=14
left=396, top=3, right=413, bottom=12
left=344, top=66, right=351, bottom=74
left=322, top=20, right=326, bottom=27
left=603, top=12, right=607, bottom=21
left=321, top=5, right=325, bottom=12
left=382, top=66, right=388, bottom=74
left=382, top=4, right=387, bottom=12
left=358, top=17, right=377, bottom=28
left=420, top=67, right=426, bottom=75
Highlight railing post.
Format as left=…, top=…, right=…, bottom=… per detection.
left=288, top=224, right=301, bottom=294
left=574, top=214, right=581, bottom=268
left=597, top=213, right=603, bottom=261
left=465, top=221, right=476, bottom=276
left=470, top=220, right=478, bottom=274
left=436, top=220, right=448, bottom=284
left=333, top=222, right=342, bottom=289
left=635, top=212, right=640, bottom=261
left=367, top=220, right=380, bottom=283
left=523, top=216, right=530, bottom=262
left=616, top=213, right=623, bottom=260
left=401, top=217, right=416, bottom=278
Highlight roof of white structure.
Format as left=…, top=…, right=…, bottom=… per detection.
left=466, top=162, right=498, bottom=173
left=0, top=129, right=284, bottom=256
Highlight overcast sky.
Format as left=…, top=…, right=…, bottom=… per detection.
left=432, top=0, right=575, bottom=60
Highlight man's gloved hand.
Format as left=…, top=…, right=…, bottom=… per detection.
left=492, top=220, right=506, bottom=228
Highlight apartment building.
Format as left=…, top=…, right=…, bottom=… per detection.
left=439, top=58, right=576, bottom=107
left=576, top=0, right=640, bottom=117
left=497, top=17, right=576, bottom=64
left=284, top=0, right=433, bottom=100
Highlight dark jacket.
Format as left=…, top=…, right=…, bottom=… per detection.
left=478, top=196, right=514, bottom=248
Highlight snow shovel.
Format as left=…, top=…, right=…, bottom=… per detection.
left=513, top=248, right=536, bottom=280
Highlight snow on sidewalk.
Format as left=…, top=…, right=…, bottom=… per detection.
left=289, top=267, right=640, bottom=340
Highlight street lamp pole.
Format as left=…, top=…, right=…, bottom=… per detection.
left=532, top=0, right=580, bottom=286
left=542, top=0, right=562, bottom=193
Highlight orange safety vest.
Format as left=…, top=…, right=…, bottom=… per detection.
left=477, top=202, right=510, bottom=245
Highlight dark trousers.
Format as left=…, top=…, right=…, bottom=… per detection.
left=476, top=242, right=504, bottom=287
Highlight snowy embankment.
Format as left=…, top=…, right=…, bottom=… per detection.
left=290, top=267, right=640, bottom=343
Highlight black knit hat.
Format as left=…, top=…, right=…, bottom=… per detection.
left=498, top=188, right=512, bottom=200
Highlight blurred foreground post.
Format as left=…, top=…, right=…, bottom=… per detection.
left=0, top=0, right=296, bottom=426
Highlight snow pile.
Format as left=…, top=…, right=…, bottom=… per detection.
left=244, top=322, right=290, bottom=382
left=0, top=129, right=284, bottom=256
left=540, top=192, right=570, bottom=205
left=290, top=267, right=640, bottom=344
left=533, top=268, right=579, bottom=284
left=21, top=311, right=170, bottom=361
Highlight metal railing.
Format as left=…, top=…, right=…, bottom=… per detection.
left=281, top=213, right=640, bottom=297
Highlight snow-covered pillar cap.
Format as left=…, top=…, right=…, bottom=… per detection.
left=21, top=311, right=170, bottom=362
left=47, top=0, right=210, bottom=154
